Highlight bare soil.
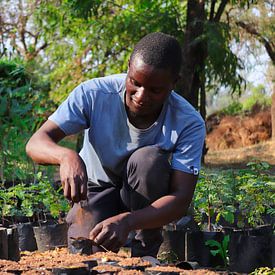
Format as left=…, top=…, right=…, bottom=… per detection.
left=205, top=106, right=275, bottom=168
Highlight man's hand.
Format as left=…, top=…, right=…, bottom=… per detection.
left=89, top=212, right=131, bottom=252
left=26, top=120, right=88, bottom=203
left=60, top=150, right=88, bottom=203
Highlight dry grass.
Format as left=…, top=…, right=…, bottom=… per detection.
left=205, top=140, right=275, bottom=170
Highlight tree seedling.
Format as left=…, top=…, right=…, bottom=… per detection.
left=205, top=235, right=230, bottom=267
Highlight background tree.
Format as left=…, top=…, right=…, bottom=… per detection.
left=228, top=0, right=274, bottom=137
left=0, top=0, right=47, bottom=61
left=0, top=0, right=269, bottom=122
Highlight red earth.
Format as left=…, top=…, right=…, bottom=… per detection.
left=205, top=106, right=275, bottom=167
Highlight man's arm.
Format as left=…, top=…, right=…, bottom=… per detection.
left=89, top=170, right=197, bottom=250
left=127, top=170, right=197, bottom=229
left=26, top=120, right=87, bottom=202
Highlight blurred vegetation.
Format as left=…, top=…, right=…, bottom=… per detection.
left=0, top=59, right=54, bottom=183
left=194, top=161, right=275, bottom=230
left=0, top=1, right=273, bottom=222
left=0, top=172, right=69, bottom=223
left=218, top=84, right=272, bottom=116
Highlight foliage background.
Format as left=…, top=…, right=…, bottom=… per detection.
left=0, top=0, right=274, bottom=222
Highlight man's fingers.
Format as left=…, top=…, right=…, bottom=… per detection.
left=63, top=180, right=71, bottom=200
left=89, top=223, right=103, bottom=241
left=101, top=232, right=120, bottom=251
left=80, top=179, right=87, bottom=200
left=70, top=177, right=80, bottom=203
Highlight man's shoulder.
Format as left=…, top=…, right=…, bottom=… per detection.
left=168, top=91, right=205, bottom=125
left=81, top=73, right=126, bottom=95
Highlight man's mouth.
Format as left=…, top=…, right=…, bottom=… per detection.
left=132, top=98, right=148, bottom=109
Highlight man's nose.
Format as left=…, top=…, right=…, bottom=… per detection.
left=135, top=87, right=148, bottom=103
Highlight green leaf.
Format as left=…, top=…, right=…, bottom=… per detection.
left=210, top=249, right=220, bottom=256
left=222, top=235, right=230, bottom=251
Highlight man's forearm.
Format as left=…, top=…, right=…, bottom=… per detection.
left=126, top=192, right=192, bottom=230
left=26, top=132, right=75, bottom=165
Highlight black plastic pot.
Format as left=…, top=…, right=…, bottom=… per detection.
left=16, top=222, right=38, bottom=251
left=228, top=226, right=273, bottom=273
left=158, top=227, right=185, bottom=261
left=7, top=227, right=20, bottom=261
left=272, top=234, right=275, bottom=268
left=69, top=238, right=93, bottom=255
left=82, top=259, right=98, bottom=270
left=145, top=270, right=181, bottom=275
left=175, top=261, right=200, bottom=270
left=0, top=227, right=8, bottom=259
left=33, top=222, right=68, bottom=252
left=186, top=231, right=225, bottom=268
left=52, top=266, right=89, bottom=275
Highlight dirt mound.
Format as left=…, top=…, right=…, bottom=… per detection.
left=206, top=107, right=271, bottom=151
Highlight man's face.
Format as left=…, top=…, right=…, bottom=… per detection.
left=125, top=55, right=177, bottom=120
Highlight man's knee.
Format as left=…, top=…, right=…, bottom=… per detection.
left=124, top=146, right=171, bottom=205
left=127, top=146, right=171, bottom=180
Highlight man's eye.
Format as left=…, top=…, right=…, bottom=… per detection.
left=151, top=89, right=161, bottom=94
left=131, top=79, right=140, bottom=87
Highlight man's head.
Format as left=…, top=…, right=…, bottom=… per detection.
left=129, top=32, right=182, bottom=76
left=125, top=32, right=182, bottom=127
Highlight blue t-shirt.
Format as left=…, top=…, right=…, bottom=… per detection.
left=49, top=74, right=206, bottom=186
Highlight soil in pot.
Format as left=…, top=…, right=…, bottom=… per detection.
left=92, top=264, right=123, bottom=274
left=158, top=226, right=185, bottom=261
left=16, top=222, right=37, bottom=252
left=228, top=230, right=272, bottom=273
left=33, top=222, right=68, bottom=252
left=145, top=265, right=184, bottom=275
left=7, top=227, right=20, bottom=261
left=118, top=257, right=152, bottom=271
left=118, top=270, right=143, bottom=274
left=0, top=227, right=8, bottom=260
left=186, top=231, right=225, bottom=268
left=91, top=251, right=127, bottom=264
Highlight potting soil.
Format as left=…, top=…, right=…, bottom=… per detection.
left=0, top=247, right=231, bottom=274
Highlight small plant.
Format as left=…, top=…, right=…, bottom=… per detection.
left=158, top=250, right=179, bottom=264
left=194, top=169, right=236, bottom=231
left=194, top=162, right=274, bottom=230
left=205, top=235, right=230, bottom=267
left=0, top=172, right=70, bottom=224
left=235, top=161, right=275, bottom=228
left=34, top=172, right=70, bottom=221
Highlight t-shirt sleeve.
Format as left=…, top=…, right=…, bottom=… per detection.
left=48, top=84, right=91, bottom=135
left=171, top=119, right=206, bottom=175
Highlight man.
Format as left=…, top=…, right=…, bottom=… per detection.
left=26, top=32, right=205, bottom=257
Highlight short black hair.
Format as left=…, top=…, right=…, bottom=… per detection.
left=130, top=32, right=182, bottom=75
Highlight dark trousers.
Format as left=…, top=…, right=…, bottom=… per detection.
left=66, top=146, right=171, bottom=257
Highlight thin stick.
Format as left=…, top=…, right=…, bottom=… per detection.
left=70, top=237, right=109, bottom=252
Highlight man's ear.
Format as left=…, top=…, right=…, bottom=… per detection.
left=127, top=60, right=131, bottom=71
left=172, top=74, right=181, bottom=87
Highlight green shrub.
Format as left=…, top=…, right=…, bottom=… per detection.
left=220, top=101, right=243, bottom=115
left=0, top=172, right=69, bottom=222
left=194, top=161, right=275, bottom=229
left=242, top=84, right=271, bottom=112
left=0, top=59, right=52, bottom=184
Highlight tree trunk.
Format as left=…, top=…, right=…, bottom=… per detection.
left=177, top=0, right=206, bottom=114
left=272, top=85, right=275, bottom=140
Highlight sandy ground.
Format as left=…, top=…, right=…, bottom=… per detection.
left=205, top=140, right=275, bottom=168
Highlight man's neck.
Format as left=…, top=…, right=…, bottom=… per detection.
left=126, top=108, right=162, bottom=129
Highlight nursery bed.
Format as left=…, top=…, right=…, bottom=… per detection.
left=0, top=248, right=228, bottom=274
